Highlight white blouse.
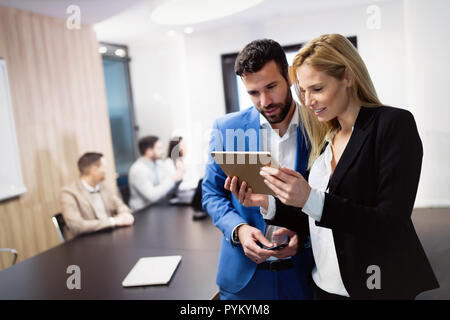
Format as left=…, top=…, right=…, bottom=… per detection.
left=304, top=141, right=349, bottom=297
left=262, top=135, right=351, bottom=297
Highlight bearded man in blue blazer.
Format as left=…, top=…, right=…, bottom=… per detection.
left=202, top=39, right=313, bottom=300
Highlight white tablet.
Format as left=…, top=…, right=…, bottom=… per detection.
left=122, top=256, right=182, bottom=287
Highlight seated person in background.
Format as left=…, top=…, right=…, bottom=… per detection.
left=165, top=136, right=191, bottom=202
left=60, top=152, right=134, bottom=239
left=164, top=136, right=206, bottom=219
left=128, top=136, right=184, bottom=211
left=165, top=136, right=185, bottom=171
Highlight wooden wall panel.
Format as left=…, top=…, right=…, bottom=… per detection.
left=0, top=6, right=116, bottom=270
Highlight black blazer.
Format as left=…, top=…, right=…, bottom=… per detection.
left=268, top=106, right=439, bottom=299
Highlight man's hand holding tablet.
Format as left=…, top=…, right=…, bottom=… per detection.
left=224, top=176, right=269, bottom=209
left=224, top=175, right=299, bottom=260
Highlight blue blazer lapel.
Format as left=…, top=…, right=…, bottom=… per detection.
left=243, top=107, right=265, bottom=232
left=243, top=107, right=262, bottom=152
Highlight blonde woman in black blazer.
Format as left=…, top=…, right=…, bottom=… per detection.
left=231, top=34, right=439, bottom=299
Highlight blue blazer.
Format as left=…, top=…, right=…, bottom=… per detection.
left=202, top=106, right=310, bottom=293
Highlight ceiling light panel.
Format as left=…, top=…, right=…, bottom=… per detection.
left=151, top=0, right=264, bottom=25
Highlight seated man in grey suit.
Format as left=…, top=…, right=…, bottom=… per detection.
left=128, top=136, right=184, bottom=211
left=60, top=152, right=134, bottom=239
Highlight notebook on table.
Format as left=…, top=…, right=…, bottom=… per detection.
left=122, top=255, right=182, bottom=287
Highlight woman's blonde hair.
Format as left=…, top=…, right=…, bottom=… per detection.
left=290, top=34, right=382, bottom=169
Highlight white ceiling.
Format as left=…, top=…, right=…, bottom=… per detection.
left=0, top=0, right=145, bottom=23
left=94, top=0, right=389, bottom=43
left=0, top=0, right=392, bottom=43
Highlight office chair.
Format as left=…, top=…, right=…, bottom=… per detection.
left=52, top=213, right=67, bottom=242
left=0, top=248, right=18, bottom=266
left=117, top=174, right=130, bottom=205
left=192, top=178, right=208, bottom=220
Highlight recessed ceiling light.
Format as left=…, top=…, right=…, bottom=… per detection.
left=98, top=46, right=107, bottom=54
left=151, top=0, right=264, bottom=25
left=184, top=27, right=194, bottom=34
left=114, top=48, right=126, bottom=57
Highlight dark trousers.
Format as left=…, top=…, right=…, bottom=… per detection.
left=220, top=266, right=313, bottom=300
left=313, top=282, right=416, bottom=300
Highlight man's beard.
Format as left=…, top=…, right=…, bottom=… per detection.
left=260, top=87, right=293, bottom=124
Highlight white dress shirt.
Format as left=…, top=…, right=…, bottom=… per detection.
left=128, top=157, right=176, bottom=211
left=233, top=103, right=300, bottom=261
left=258, top=105, right=300, bottom=219
left=81, top=179, right=115, bottom=227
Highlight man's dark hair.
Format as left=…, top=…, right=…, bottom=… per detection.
left=77, top=152, right=103, bottom=175
left=139, top=136, right=159, bottom=156
left=234, top=39, right=289, bottom=80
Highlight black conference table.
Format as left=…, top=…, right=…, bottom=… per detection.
left=0, top=205, right=222, bottom=299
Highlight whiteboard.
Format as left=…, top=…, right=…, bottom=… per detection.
left=0, top=59, right=26, bottom=201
